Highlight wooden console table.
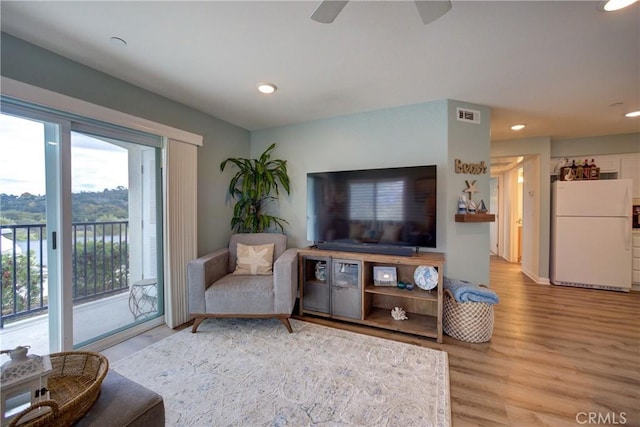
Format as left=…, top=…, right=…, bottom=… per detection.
left=298, top=248, right=444, bottom=343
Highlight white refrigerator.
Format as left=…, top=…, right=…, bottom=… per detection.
left=551, top=179, right=632, bottom=291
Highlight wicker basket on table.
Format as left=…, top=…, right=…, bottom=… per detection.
left=9, top=351, right=109, bottom=427
left=443, top=287, right=495, bottom=343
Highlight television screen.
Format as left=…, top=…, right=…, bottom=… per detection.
left=306, top=165, right=437, bottom=251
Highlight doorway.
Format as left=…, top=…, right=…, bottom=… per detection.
left=489, top=156, right=524, bottom=263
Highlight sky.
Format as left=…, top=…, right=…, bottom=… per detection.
left=0, top=113, right=129, bottom=196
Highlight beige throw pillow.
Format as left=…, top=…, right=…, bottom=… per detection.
left=233, top=243, right=274, bottom=275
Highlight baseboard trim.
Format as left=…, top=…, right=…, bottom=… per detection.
left=522, top=267, right=550, bottom=285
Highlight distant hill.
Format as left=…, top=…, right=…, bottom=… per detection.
left=0, top=187, right=128, bottom=224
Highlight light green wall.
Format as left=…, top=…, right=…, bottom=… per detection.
left=252, top=99, right=492, bottom=284
left=446, top=101, right=492, bottom=284
left=0, top=33, right=249, bottom=255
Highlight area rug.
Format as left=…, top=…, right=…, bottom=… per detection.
left=112, top=318, right=451, bottom=426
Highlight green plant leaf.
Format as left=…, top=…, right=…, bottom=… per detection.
left=219, top=143, right=290, bottom=233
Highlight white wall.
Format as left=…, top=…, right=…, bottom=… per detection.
left=551, top=133, right=640, bottom=157
left=252, top=99, right=492, bottom=284
left=522, top=156, right=544, bottom=283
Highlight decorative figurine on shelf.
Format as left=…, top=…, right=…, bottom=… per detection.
left=467, top=200, right=477, bottom=214
left=477, top=199, right=488, bottom=213
left=314, top=262, right=327, bottom=281
left=564, top=167, right=575, bottom=181
left=458, top=195, right=467, bottom=214
left=391, top=307, right=408, bottom=321
left=557, top=157, right=569, bottom=173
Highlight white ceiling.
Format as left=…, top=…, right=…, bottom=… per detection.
left=1, top=1, right=639, bottom=141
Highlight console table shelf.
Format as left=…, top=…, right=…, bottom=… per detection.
left=455, top=213, right=495, bottom=222
left=363, top=308, right=439, bottom=339
left=364, top=285, right=438, bottom=302
left=298, top=248, right=444, bottom=342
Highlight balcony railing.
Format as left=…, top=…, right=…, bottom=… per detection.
left=1, top=221, right=129, bottom=327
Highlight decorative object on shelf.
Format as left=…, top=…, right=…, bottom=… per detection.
left=477, top=200, right=488, bottom=214
left=390, top=307, right=408, bottom=321
left=314, top=262, right=327, bottom=281
left=414, top=265, right=438, bottom=291
left=463, top=180, right=479, bottom=200
left=457, top=195, right=467, bottom=214
left=556, top=157, right=569, bottom=174
left=405, top=282, right=415, bottom=290
left=397, top=281, right=406, bottom=289
left=466, top=200, right=477, bottom=214
left=563, top=167, right=575, bottom=181
left=1, top=345, right=53, bottom=425
left=560, top=162, right=600, bottom=181
left=373, top=266, right=397, bottom=287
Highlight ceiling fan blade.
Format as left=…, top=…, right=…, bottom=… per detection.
left=311, top=0, right=349, bottom=24
left=414, top=0, right=452, bottom=25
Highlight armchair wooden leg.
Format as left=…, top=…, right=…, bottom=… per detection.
left=279, top=316, right=293, bottom=333
left=191, top=316, right=205, bottom=333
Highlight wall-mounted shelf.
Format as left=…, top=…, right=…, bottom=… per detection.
left=455, top=213, right=495, bottom=222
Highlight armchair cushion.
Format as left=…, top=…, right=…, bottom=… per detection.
left=205, top=274, right=275, bottom=314
left=232, top=243, right=274, bottom=275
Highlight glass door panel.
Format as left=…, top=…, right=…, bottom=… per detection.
left=0, top=113, right=53, bottom=356
left=70, top=131, right=162, bottom=347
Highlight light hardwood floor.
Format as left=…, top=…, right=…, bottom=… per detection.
left=103, top=256, right=640, bottom=426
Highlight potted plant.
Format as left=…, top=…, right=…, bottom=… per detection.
left=220, top=143, right=291, bottom=233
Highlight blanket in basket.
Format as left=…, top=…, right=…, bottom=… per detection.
left=444, top=277, right=499, bottom=304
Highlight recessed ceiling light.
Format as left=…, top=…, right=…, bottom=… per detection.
left=625, top=110, right=640, bottom=117
left=110, top=36, right=127, bottom=47
left=257, top=83, right=277, bottom=94
left=601, top=0, right=638, bottom=11
left=510, top=124, right=526, bottom=131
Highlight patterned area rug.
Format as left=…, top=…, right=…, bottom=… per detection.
left=112, top=318, right=451, bottom=426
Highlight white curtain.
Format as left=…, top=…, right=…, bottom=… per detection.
left=164, top=139, right=198, bottom=328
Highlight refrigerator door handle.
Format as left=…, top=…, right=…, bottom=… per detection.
left=626, top=218, right=632, bottom=250
left=624, top=186, right=632, bottom=215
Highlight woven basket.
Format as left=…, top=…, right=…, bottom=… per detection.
left=9, top=351, right=109, bottom=427
left=443, top=288, right=494, bottom=343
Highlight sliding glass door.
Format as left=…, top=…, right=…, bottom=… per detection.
left=0, top=104, right=164, bottom=353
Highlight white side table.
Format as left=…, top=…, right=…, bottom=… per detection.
left=128, top=278, right=157, bottom=320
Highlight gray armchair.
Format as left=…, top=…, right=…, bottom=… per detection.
left=187, top=233, right=298, bottom=333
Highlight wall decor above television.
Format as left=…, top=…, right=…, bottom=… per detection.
left=306, top=165, right=437, bottom=256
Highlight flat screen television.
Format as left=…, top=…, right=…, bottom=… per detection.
left=306, top=165, right=437, bottom=255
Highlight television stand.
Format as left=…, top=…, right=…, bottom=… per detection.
left=298, top=248, right=444, bottom=342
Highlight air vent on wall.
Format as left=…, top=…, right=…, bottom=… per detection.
left=456, top=108, right=481, bottom=124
